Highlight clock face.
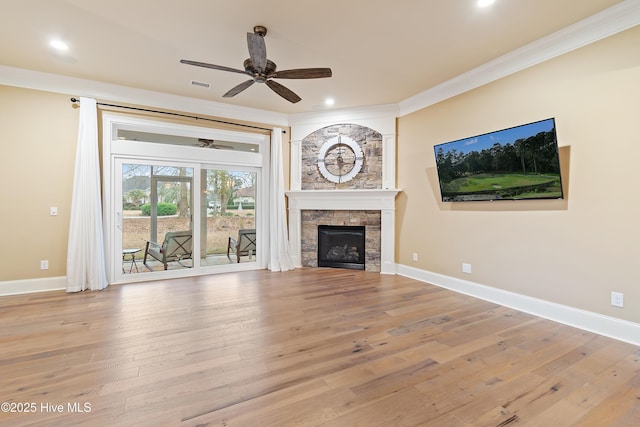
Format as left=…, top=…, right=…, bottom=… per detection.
left=317, top=135, right=364, bottom=183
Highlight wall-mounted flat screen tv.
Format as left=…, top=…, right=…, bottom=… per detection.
left=434, top=118, right=564, bottom=202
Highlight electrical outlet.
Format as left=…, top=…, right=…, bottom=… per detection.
left=40, top=260, right=49, bottom=270
left=412, top=253, right=418, bottom=262
left=611, top=291, right=624, bottom=308
left=462, top=263, right=472, bottom=274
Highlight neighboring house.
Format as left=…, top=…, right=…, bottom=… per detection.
left=232, top=187, right=255, bottom=206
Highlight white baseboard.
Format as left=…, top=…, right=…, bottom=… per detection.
left=0, top=276, right=66, bottom=296
left=396, top=264, right=640, bottom=347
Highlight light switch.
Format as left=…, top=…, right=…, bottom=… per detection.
left=50, top=207, right=58, bottom=216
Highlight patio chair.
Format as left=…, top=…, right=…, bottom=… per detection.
left=143, top=230, right=193, bottom=270
left=227, top=229, right=256, bottom=263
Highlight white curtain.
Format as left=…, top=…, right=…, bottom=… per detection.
left=268, top=128, right=295, bottom=272
left=66, top=97, right=108, bottom=292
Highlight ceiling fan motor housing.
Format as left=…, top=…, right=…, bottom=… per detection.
left=243, top=58, right=277, bottom=82
left=253, top=25, right=267, bottom=37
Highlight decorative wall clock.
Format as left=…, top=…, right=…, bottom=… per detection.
left=317, top=135, right=364, bottom=183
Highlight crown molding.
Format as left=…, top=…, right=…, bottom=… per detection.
left=0, top=65, right=289, bottom=127
left=398, top=0, right=640, bottom=117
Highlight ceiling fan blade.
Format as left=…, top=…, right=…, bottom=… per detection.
left=269, top=68, right=332, bottom=79
left=180, top=59, right=248, bottom=76
left=247, top=32, right=267, bottom=73
left=266, top=80, right=302, bottom=103
left=223, top=79, right=255, bottom=98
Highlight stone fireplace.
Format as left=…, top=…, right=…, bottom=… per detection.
left=287, top=106, right=399, bottom=274
left=286, top=189, right=399, bottom=273
left=307, top=212, right=377, bottom=271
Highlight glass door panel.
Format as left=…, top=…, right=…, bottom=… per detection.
left=200, top=168, right=258, bottom=266
left=121, top=162, right=194, bottom=274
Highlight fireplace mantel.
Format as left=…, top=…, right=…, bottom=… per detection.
left=286, top=189, right=401, bottom=274
left=286, top=189, right=400, bottom=210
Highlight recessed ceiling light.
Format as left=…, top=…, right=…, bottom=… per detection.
left=477, top=0, right=495, bottom=7
left=324, top=98, right=335, bottom=106
left=50, top=39, right=69, bottom=51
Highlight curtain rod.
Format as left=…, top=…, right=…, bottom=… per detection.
left=69, top=97, right=285, bottom=133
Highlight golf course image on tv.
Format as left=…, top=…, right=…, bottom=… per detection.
left=434, top=118, right=564, bottom=202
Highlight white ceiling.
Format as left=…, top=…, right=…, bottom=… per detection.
left=0, top=0, right=630, bottom=115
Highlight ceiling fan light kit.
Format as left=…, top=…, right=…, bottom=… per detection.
left=181, top=25, right=332, bottom=103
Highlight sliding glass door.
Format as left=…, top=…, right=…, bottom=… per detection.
left=104, top=114, right=270, bottom=283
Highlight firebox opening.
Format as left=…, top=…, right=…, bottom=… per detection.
left=318, top=225, right=365, bottom=270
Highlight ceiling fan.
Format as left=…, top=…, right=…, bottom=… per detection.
left=197, top=138, right=234, bottom=150
left=180, top=25, right=332, bottom=103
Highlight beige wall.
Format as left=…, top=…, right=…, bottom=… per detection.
left=0, top=86, right=77, bottom=281
left=397, top=26, right=640, bottom=324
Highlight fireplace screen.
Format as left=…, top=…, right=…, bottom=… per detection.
left=317, top=225, right=365, bottom=270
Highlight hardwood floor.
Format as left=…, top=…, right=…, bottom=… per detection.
left=0, top=268, right=638, bottom=426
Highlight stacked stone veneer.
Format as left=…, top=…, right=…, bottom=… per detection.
left=301, top=124, right=383, bottom=190
left=301, top=210, right=381, bottom=272
left=298, top=123, right=385, bottom=272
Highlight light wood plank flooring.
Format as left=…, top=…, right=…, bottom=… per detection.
left=1, top=268, right=638, bottom=426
